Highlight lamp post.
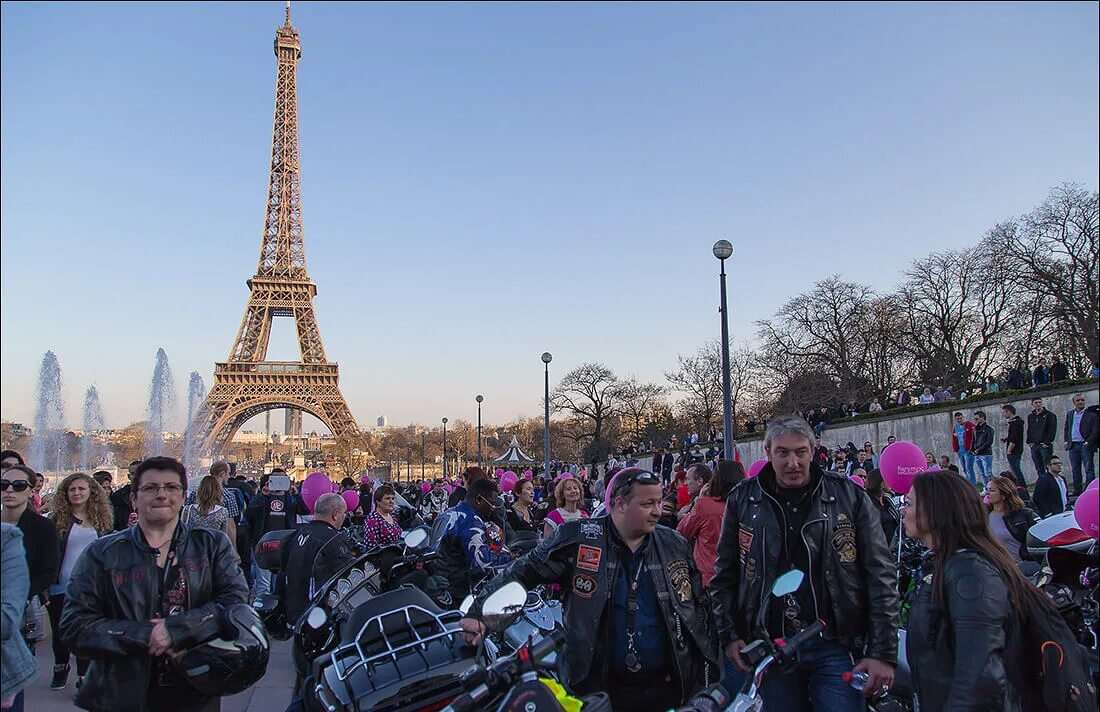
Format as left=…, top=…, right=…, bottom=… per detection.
left=476, top=395, right=484, bottom=469
left=420, top=432, right=425, bottom=479
left=541, top=352, right=552, bottom=477
left=442, top=417, right=448, bottom=479
left=712, top=240, right=735, bottom=460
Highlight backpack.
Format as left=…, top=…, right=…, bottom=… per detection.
left=1019, top=587, right=1097, bottom=711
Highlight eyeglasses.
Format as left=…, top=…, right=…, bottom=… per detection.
left=137, top=483, right=184, bottom=495
left=0, top=480, right=31, bottom=492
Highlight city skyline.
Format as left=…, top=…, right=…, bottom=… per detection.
left=2, top=1, right=1098, bottom=431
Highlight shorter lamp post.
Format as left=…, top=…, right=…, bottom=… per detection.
left=542, top=352, right=552, bottom=477
left=476, top=395, right=484, bottom=468
left=442, top=417, right=448, bottom=479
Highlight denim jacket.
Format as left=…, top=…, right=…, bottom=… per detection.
left=1, top=523, right=37, bottom=700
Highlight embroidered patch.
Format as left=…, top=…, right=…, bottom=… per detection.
left=668, top=559, right=693, bottom=604
left=580, top=520, right=602, bottom=540
left=572, top=573, right=597, bottom=598
left=831, top=518, right=857, bottom=564
left=269, top=499, right=285, bottom=512
left=576, top=545, right=602, bottom=572
left=738, top=524, right=754, bottom=565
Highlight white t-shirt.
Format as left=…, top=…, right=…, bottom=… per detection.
left=59, top=524, right=99, bottom=587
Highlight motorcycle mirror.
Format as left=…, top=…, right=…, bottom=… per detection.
left=459, top=594, right=475, bottom=615
left=305, top=606, right=328, bottom=630
left=771, top=569, right=805, bottom=597
left=404, top=527, right=429, bottom=550
left=482, top=581, right=527, bottom=631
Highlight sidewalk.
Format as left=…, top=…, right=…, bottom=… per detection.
left=22, top=630, right=295, bottom=712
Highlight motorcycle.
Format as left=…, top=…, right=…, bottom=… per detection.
left=458, top=582, right=563, bottom=667
left=1026, top=511, right=1095, bottom=561
left=296, top=526, right=448, bottom=662
left=442, top=581, right=611, bottom=712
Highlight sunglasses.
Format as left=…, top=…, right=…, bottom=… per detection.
left=611, top=470, right=661, bottom=499
left=0, top=479, right=32, bottom=492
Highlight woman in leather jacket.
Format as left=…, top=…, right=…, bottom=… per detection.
left=902, top=470, right=1047, bottom=711
left=983, top=475, right=1039, bottom=572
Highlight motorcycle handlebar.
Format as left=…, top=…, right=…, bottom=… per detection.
left=775, top=619, right=826, bottom=660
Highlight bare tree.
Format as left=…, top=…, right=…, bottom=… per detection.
left=896, top=246, right=1011, bottom=389
left=756, top=276, right=880, bottom=405
left=618, top=377, right=667, bottom=447
left=665, top=347, right=722, bottom=435
left=549, top=363, right=624, bottom=462
left=988, top=184, right=1099, bottom=367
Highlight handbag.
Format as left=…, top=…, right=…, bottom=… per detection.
left=21, top=594, right=45, bottom=643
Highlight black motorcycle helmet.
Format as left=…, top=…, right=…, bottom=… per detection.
left=174, top=604, right=271, bottom=696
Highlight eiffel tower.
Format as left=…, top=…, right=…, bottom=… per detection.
left=196, top=4, right=362, bottom=457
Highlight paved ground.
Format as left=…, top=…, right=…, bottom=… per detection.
left=24, top=628, right=296, bottom=712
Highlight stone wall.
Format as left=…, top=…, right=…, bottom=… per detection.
left=735, top=383, right=1099, bottom=480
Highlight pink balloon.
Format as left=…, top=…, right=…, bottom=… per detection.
left=1086, top=478, right=1099, bottom=494
left=522, top=470, right=533, bottom=479
left=495, top=469, right=505, bottom=478
left=879, top=441, right=927, bottom=495
left=301, top=472, right=332, bottom=513
left=341, top=490, right=360, bottom=513
left=444, top=483, right=454, bottom=495
left=1074, top=488, right=1099, bottom=540
left=849, top=475, right=865, bottom=489
left=360, top=473, right=371, bottom=484
left=421, top=482, right=432, bottom=494
left=747, top=459, right=768, bottom=479
left=500, top=471, right=518, bottom=493
left=331, top=482, right=340, bottom=493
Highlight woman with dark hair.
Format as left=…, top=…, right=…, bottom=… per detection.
left=710, top=460, right=744, bottom=498
left=983, top=475, right=1039, bottom=571
left=505, top=479, right=537, bottom=534
left=864, top=469, right=899, bottom=544
left=364, top=485, right=402, bottom=548
left=903, top=470, right=1047, bottom=710
left=45, top=472, right=113, bottom=690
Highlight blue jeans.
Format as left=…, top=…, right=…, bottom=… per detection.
left=1067, top=442, right=1096, bottom=494
left=958, top=450, right=976, bottom=484
left=758, top=636, right=864, bottom=712
left=721, top=654, right=746, bottom=697
left=974, top=455, right=993, bottom=484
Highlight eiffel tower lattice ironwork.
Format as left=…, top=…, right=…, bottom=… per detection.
left=196, top=5, right=362, bottom=456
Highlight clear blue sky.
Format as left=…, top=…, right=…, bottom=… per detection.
left=2, top=1, right=1097, bottom=431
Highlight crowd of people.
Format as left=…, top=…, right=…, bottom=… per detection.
left=1, top=397, right=1097, bottom=711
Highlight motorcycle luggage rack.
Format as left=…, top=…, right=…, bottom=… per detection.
left=314, top=603, right=468, bottom=711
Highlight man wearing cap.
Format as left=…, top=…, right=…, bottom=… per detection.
left=460, top=467, right=718, bottom=712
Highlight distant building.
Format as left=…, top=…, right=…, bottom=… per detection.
left=377, top=415, right=388, bottom=427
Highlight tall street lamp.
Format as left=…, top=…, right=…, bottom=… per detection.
left=541, top=352, right=553, bottom=477
left=420, top=432, right=425, bottom=479
left=476, top=395, right=484, bottom=469
left=712, top=240, right=735, bottom=460
left=441, top=417, right=448, bottom=479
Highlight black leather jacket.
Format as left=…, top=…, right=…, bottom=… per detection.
left=1000, top=507, right=1040, bottom=562
left=907, top=550, right=1029, bottom=711
left=280, top=521, right=357, bottom=623
left=471, top=517, right=719, bottom=703
left=711, top=464, right=899, bottom=663
left=59, top=523, right=249, bottom=712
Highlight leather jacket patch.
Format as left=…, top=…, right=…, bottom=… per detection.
left=572, top=572, right=597, bottom=598
left=576, top=545, right=602, bottom=572
left=668, top=559, right=692, bottom=604
left=738, top=524, right=753, bottom=565
left=831, top=514, right=857, bottom=564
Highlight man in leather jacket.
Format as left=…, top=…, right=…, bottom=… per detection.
left=712, top=416, right=898, bottom=711
left=461, top=468, right=719, bottom=712
left=280, top=492, right=356, bottom=625
left=60, top=457, right=249, bottom=712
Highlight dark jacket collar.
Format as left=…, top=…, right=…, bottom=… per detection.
left=128, top=519, right=185, bottom=555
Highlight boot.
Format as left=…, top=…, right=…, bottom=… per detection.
left=50, top=663, right=70, bottom=690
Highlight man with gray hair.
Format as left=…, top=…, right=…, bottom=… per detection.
left=279, top=492, right=354, bottom=625
left=711, top=415, right=899, bottom=710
